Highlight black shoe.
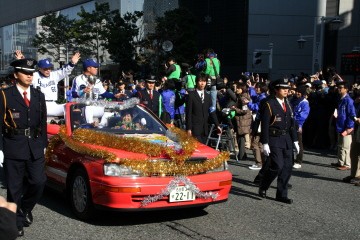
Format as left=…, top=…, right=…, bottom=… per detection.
left=18, top=227, right=24, bottom=237
left=342, top=176, right=353, bottom=183
left=287, top=183, right=292, bottom=189
left=275, top=197, right=293, bottom=204
left=258, top=188, right=267, bottom=198
left=253, top=175, right=261, bottom=184
left=23, top=210, right=33, bottom=227
left=331, top=162, right=341, bottom=167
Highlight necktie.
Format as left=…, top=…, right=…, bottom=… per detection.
left=149, top=91, right=153, bottom=99
left=282, top=102, right=286, bottom=112
left=23, top=91, right=30, bottom=107
left=200, top=92, right=204, bottom=103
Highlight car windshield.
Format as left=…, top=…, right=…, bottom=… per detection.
left=69, top=98, right=167, bottom=134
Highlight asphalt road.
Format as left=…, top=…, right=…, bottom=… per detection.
left=1, top=148, right=359, bottom=240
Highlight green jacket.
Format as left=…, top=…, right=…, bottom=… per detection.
left=168, top=64, right=181, bottom=79
left=204, top=58, right=220, bottom=77
left=185, top=74, right=196, bottom=89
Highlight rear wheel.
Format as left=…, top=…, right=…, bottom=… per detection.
left=69, top=168, right=94, bottom=220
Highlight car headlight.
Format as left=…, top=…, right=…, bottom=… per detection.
left=207, top=161, right=228, bottom=173
left=104, top=163, right=141, bottom=177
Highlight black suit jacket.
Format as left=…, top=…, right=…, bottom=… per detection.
left=0, top=86, right=47, bottom=159
left=260, top=96, right=297, bottom=149
left=186, top=90, right=219, bottom=137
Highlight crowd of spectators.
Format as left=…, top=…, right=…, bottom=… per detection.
left=1, top=51, right=359, bottom=180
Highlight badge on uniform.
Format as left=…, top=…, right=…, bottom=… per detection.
left=12, top=112, right=20, bottom=119
left=275, top=116, right=282, bottom=122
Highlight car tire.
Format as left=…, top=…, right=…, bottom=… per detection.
left=69, top=168, right=94, bottom=220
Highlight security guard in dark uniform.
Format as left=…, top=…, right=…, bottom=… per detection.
left=136, top=78, right=163, bottom=118
left=0, top=58, right=47, bottom=237
left=258, top=78, right=299, bottom=204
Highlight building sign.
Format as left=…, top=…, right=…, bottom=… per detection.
left=341, top=53, right=360, bottom=75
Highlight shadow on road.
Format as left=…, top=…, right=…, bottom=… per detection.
left=39, top=186, right=210, bottom=226
left=291, top=170, right=343, bottom=183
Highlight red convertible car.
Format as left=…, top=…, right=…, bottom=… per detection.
left=45, top=98, right=232, bottom=220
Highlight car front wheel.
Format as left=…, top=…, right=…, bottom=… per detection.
left=69, top=168, right=94, bottom=220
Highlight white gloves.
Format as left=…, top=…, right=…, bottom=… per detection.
left=263, top=144, right=270, bottom=156
left=44, top=148, right=47, bottom=155
left=0, top=150, right=4, bottom=167
left=294, top=141, right=300, bottom=154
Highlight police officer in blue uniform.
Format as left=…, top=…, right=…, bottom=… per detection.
left=0, top=58, right=47, bottom=237
left=258, top=78, right=299, bottom=204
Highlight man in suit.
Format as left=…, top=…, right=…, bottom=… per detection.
left=0, top=58, right=47, bottom=237
left=136, top=77, right=163, bottom=118
left=258, top=78, right=299, bottom=204
left=186, top=73, right=221, bottom=143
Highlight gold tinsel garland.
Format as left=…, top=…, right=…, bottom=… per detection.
left=71, top=125, right=198, bottom=165
left=46, top=126, right=229, bottom=176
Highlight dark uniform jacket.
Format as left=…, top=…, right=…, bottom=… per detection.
left=136, top=89, right=162, bottom=117
left=186, top=90, right=219, bottom=137
left=260, top=96, right=297, bottom=149
left=0, top=86, right=47, bottom=159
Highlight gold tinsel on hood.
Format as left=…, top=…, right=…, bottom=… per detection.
left=46, top=126, right=229, bottom=176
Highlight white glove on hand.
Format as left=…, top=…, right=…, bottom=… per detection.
left=0, top=150, right=4, bottom=167
left=263, top=144, right=270, bottom=156
left=44, top=148, right=47, bottom=155
left=294, top=141, right=300, bottom=154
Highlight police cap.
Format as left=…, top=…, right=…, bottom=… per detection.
left=10, top=58, right=37, bottom=72
left=273, top=78, right=291, bottom=89
left=145, top=76, right=156, bottom=83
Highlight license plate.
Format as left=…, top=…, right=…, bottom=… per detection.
left=169, top=186, right=196, bottom=202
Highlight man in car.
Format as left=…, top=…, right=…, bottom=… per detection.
left=15, top=50, right=81, bottom=116
left=71, top=59, right=121, bottom=100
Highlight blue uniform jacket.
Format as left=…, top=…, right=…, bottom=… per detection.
left=161, top=89, right=176, bottom=120
left=336, top=94, right=356, bottom=133
left=249, top=86, right=257, bottom=100
left=291, top=97, right=310, bottom=128
left=248, top=92, right=267, bottom=114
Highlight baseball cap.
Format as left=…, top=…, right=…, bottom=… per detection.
left=37, top=58, right=53, bottom=69
left=83, top=59, right=99, bottom=69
